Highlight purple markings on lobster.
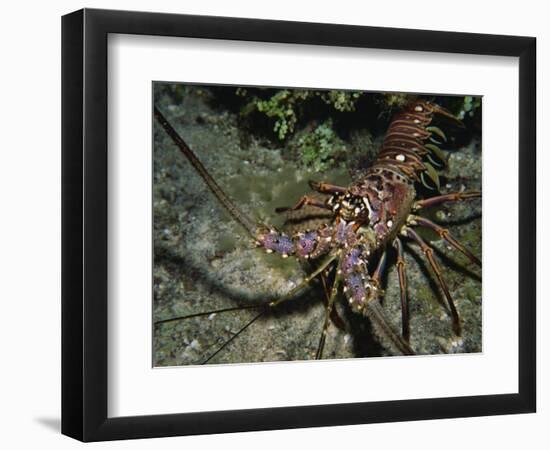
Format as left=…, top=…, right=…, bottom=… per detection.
left=344, top=271, right=368, bottom=312
left=341, top=246, right=365, bottom=274
left=341, top=244, right=380, bottom=314
left=335, top=219, right=356, bottom=245
left=258, top=231, right=294, bottom=257
left=296, top=231, right=318, bottom=258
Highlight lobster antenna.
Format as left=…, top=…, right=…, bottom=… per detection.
left=154, top=304, right=264, bottom=327
left=202, top=309, right=266, bottom=364
left=154, top=106, right=259, bottom=237
left=365, top=301, right=416, bottom=356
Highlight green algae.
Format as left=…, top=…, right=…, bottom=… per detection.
left=297, top=119, right=345, bottom=172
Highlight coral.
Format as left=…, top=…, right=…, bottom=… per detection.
left=238, top=89, right=362, bottom=140
left=457, top=96, right=482, bottom=120
left=297, top=119, right=345, bottom=172
left=381, top=92, right=410, bottom=109
left=375, top=93, right=412, bottom=118
left=252, top=89, right=310, bottom=140
left=319, top=91, right=362, bottom=112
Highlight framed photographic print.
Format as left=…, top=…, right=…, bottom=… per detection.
left=61, top=8, right=536, bottom=442
left=152, top=85, right=482, bottom=365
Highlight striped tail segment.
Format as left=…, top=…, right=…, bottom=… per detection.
left=374, top=99, right=463, bottom=188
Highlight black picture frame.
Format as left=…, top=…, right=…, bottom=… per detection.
left=61, top=8, right=536, bottom=442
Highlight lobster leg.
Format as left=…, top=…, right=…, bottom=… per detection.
left=341, top=248, right=416, bottom=356
left=412, top=191, right=481, bottom=211
left=276, top=180, right=347, bottom=213
left=283, top=195, right=330, bottom=212
left=371, top=249, right=411, bottom=341
left=315, top=266, right=343, bottom=360
left=309, top=180, right=348, bottom=195
left=320, top=271, right=347, bottom=331
left=393, top=238, right=410, bottom=341
left=408, top=215, right=481, bottom=267
left=275, top=181, right=345, bottom=213
left=364, top=302, right=416, bottom=356
left=404, top=227, right=462, bottom=336
left=371, top=250, right=388, bottom=285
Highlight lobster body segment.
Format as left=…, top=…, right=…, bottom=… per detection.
left=343, top=100, right=459, bottom=244
left=348, top=167, right=416, bottom=245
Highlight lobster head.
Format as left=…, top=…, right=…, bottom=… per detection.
left=327, top=192, right=370, bottom=224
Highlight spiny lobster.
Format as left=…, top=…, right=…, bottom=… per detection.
left=154, top=96, right=481, bottom=361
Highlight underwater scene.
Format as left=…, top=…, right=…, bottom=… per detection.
left=153, top=83, right=482, bottom=367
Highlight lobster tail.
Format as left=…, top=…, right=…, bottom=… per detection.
left=375, top=99, right=462, bottom=190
